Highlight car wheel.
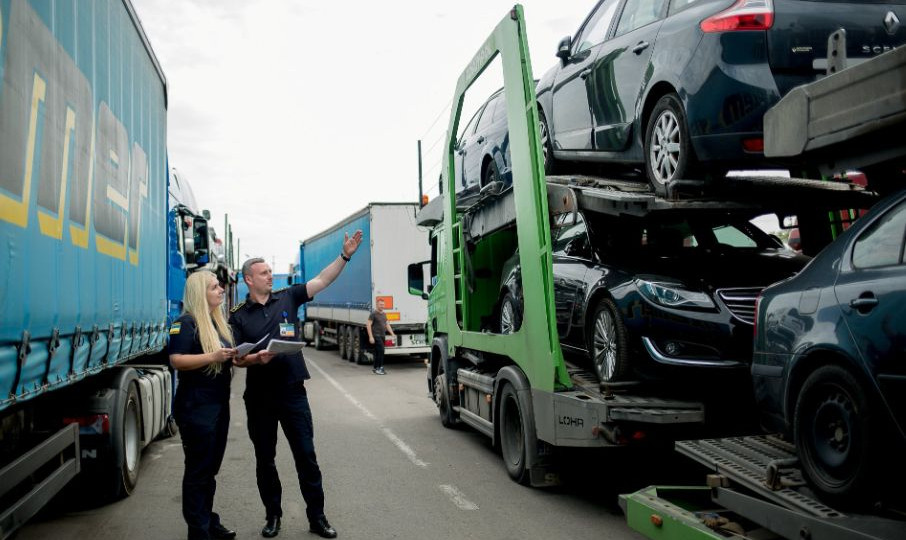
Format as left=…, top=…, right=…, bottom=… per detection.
left=500, top=383, right=531, bottom=485
left=645, top=94, right=694, bottom=194
left=499, top=293, right=523, bottom=334
left=434, top=367, right=458, bottom=428
left=591, top=299, right=630, bottom=383
left=538, top=109, right=557, bottom=175
left=481, top=159, right=501, bottom=189
left=794, top=365, right=880, bottom=506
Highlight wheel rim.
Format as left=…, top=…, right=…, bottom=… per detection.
left=649, top=110, right=682, bottom=185
left=124, top=397, right=140, bottom=473
left=502, top=394, right=524, bottom=467
left=539, top=118, right=551, bottom=171
left=500, top=299, right=515, bottom=334
left=808, top=385, right=857, bottom=479
left=593, top=309, right=618, bottom=382
left=434, top=372, right=447, bottom=412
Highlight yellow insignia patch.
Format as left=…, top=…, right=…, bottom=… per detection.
left=169, top=323, right=181, bottom=335
left=230, top=301, right=246, bottom=313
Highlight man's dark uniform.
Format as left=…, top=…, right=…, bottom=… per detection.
left=228, top=285, right=326, bottom=526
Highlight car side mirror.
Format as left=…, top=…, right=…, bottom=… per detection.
left=556, top=36, right=572, bottom=61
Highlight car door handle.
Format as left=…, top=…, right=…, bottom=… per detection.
left=850, top=296, right=879, bottom=311
left=580, top=68, right=591, bottom=80
left=632, top=41, right=650, bottom=55
left=477, top=136, right=486, bottom=144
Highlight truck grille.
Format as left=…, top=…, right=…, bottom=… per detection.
left=716, top=287, right=762, bottom=324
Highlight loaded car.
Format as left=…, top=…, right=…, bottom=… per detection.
left=496, top=205, right=810, bottom=384
left=752, top=187, right=906, bottom=505
left=454, top=88, right=511, bottom=194
left=535, top=0, right=906, bottom=192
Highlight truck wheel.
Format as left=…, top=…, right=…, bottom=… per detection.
left=591, top=299, right=630, bottom=383
left=434, top=368, right=458, bottom=428
left=111, top=380, right=142, bottom=498
left=499, top=293, right=522, bottom=334
left=499, top=383, right=530, bottom=485
left=351, top=330, right=364, bottom=364
left=794, top=365, right=879, bottom=506
left=345, top=327, right=354, bottom=362
left=313, top=322, right=326, bottom=350
left=338, top=325, right=348, bottom=359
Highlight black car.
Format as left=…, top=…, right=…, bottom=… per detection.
left=497, top=206, right=810, bottom=383
left=752, top=188, right=906, bottom=505
left=535, top=0, right=906, bottom=191
left=454, top=88, right=511, bottom=195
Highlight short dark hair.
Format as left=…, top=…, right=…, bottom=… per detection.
left=241, top=258, right=266, bottom=281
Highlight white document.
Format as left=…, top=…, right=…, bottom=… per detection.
left=236, top=334, right=268, bottom=358
left=266, top=339, right=306, bottom=354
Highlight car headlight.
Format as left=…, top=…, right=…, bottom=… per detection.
left=637, top=280, right=715, bottom=309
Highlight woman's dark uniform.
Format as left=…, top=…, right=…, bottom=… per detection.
left=169, top=314, right=232, bottom=540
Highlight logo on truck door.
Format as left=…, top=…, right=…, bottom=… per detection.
left=0, top=0, right=157, bottom=265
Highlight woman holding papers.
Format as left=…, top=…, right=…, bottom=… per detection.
left=168, top=270, right=238, bottom=540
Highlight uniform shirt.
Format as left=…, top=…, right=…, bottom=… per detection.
left=368, top=310, right=389, bottom=340
left=229, top=284, right=312, bottom=392
left=167, top=314, right=232, bottom=401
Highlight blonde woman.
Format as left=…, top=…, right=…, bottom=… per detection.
left=169, top=271, right=238, bottom=540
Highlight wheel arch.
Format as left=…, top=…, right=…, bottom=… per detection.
left=783, top=348, right=868, bottom=430
left=639, top=82, right=680, bottom=147
left=492, top=365, right=533, bottom=451
left=428, top=335, right=450, bottom=395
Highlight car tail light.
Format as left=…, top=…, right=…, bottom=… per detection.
left=700, top=0, right=774, bottom=33
left=742, top=137, right=764, bottom=153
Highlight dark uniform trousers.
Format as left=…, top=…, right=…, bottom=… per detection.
left=175, top=394, right=230, bottom=540
left=244, top=381, right=325, bottom=522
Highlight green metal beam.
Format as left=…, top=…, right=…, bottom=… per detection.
left=441, top=5, right=569, bottom=391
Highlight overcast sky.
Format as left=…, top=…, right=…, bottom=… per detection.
left=135, top=1, right=595, bottom=272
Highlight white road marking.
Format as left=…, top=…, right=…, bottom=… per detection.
left=439, top=484, right=479, bottom=511
left=308, top=358, right=428, bottom=468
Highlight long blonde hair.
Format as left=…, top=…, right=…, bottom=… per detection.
left=183, top=270, right=234, bottom=374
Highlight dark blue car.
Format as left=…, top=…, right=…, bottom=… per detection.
left=535, top=0, right=906, bottom=192
left=752, top=187, right=906, bottom=505
left=453, top=88, right=511, bottom=194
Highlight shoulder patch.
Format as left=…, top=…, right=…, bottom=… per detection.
left=230, top=301, right=246, bottom=313
left=169, top=322, right=181, bottom=335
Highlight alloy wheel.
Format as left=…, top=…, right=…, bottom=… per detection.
left=593, top=309, right=618, bottom=381
left=649, top=110, right=682, bottom=185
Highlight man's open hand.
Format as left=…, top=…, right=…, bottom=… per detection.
left=342, top=230, right=364, bottom=258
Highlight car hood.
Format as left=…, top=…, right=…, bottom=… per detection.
left=626, top=249, right=810, bottom=290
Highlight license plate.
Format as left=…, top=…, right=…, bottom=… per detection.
left=409, top=334, right=426, bottom=346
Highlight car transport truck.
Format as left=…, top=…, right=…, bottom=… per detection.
left=408, top=10, right=904, bottom=531
left=296, top=203, right=430, bottom=363
left=0, top=1, right=222, bottom=536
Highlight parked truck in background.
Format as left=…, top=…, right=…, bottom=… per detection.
left=296, top=203, right=430, bottom=364
left=0, top=1, right=224, bottom=536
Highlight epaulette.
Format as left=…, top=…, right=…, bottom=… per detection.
left=230, top=301, right=246, bottom=313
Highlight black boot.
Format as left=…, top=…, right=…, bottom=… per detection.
left=309, top=516, right=337, bottom=538
left=261, top=516, right=281, bottom=538
left=210, top=522, right=236, bottom=540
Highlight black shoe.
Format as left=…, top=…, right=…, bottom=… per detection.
left=210, top=522, right=237, bottom=540
left=309, top=516, right=337, bottom=538
left=261, top=516, right=281, bottom=538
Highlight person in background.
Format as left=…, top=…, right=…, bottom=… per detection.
left=168, top=271, right=239, bottom=540
left=230, top=231, right=363, bottom=539
left=366, top=297, right=396, bottom=375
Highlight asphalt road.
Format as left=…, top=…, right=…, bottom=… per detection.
left=17, top=349, right=702, bottom=540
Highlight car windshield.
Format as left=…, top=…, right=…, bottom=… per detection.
left=586, top=211, right=783, bottom=259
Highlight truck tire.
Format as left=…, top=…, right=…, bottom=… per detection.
left=499, top=383, right=530, bottom=485
left=794, top=365, right=880, bottom=507
left=110, top=377, right=142, bottom=499
left=346, top=327, right=356, bottom=362
left=351, top=330, right=364, bottom=364
left=338, top=325, right=348, bottom=359
left=313, top=322, right=326, bottom=350
left=434, top=367, right=458, bottom=428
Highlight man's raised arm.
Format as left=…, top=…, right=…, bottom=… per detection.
left=306, top=230, right=363, bottom=297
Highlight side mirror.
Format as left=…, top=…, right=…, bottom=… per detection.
left=202, top=209, right=211, bottom=220
left=408, top=261, right=430, bottom=300
left=556, top=36, right=572, bottom=60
